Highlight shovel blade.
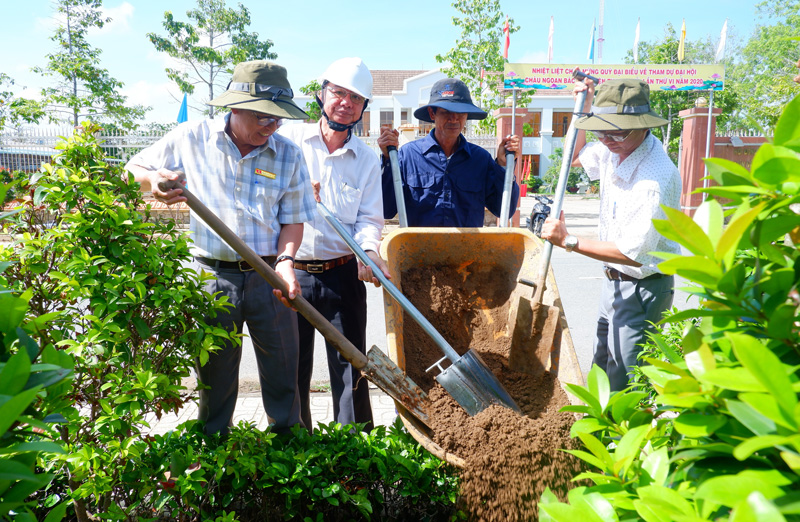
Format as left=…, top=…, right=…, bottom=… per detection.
left=365, top=347, right=430, bottom=428
left=509, top=297, right=562, bottom=378
left=436, top=350, right=521, bottom=416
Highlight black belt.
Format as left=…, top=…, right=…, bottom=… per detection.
left=603, top=266, right=668, bottom=282
left=195, top=256, right=276, bottom=272
left=294, top=254, right=355, bottom=274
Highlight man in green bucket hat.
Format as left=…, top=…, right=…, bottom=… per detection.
left=542, top=73, right=682, bottom=392
left=126, top=60, right=316, bottom=434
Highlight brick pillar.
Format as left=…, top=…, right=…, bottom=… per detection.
left=494, top=107, right=530, bottom=227
left=678, top=106, right=722, bottom=216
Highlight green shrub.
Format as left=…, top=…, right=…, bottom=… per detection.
left=0, top=182, right=74, bottom=521
left=1, top=123, right=233, bottom=520
left=539, top=94, right=800, bottom=521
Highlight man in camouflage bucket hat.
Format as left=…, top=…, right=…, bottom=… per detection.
left=126, top=60, right=315, bottom=434
left=542, top=73, right=682, bottom=392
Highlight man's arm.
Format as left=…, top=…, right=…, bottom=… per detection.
left=272, top=223, right=304, bottom=306
left=541, top=213, right=641, bottom=266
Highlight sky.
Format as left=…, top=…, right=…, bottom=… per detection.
left=2, top=0, right=766, bottom=124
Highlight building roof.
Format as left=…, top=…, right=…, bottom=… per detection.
left=371, top=70, right=427, bottom=96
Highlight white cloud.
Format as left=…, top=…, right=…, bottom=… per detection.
left=98, top=2, right=134, bottom=35
left=121, top=80, right=184, bottom=123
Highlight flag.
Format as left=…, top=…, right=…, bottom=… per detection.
left=677, top=19, right=686, bottom=62
left=177, top=93, right=188, bottom=123
left=715, top=19, right=728, bottom=62
left=587, top=19, right=596, bottom=61
left=503, top=16, right=510, bottom=59
left=633, top=18, right=640, bottom=63
left=548, top=16, right=554, bottom=63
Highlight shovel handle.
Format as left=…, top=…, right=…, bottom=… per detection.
left=499, top=150, right=516, bottom=227
left=180, top=188, right=369, bottom=371
left=317, top=202, right=463, bottom=364
left=533, top=82, right=592, bottom=304
left=387, top=146, right=408, bottom=228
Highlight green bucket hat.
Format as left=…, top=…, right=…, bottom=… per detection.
left=208, top=61, right=308, bottom=120
left=575, top=79, right=668, bottom=131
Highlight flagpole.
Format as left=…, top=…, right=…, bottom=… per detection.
left=702, top=90, right=714, bottom=201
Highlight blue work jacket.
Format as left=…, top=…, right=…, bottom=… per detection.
left=381, top=130, right=519, bottom=227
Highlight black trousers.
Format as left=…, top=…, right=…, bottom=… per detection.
left=195, top=262, right=302, bottom=435
left=295, top=258, right=373, bottom=431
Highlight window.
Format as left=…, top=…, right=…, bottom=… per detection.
left=552, top=112, right=572, bottom=137
left=380, top=111, right=393, bottom=129
left=524, top=112, right=542, bottom=137
left=354, top=110, right=370, bottom=136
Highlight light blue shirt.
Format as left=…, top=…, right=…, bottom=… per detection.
left=127, top=114, right=315, bottom=261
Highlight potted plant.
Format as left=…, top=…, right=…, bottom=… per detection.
left=526, top=176, right=544, bottom=193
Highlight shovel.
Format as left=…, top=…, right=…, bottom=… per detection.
left=387, top=145, right=408, bottom=228
left=175, top=187, right=431, bottom=430
left=508, top=68, right=600, bottom=378
left=317, top=202, right=521, bottom=416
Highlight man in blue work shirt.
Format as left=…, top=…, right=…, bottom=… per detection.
left=378, top=78, right=520, bottom=227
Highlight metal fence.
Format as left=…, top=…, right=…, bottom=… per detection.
left=0, top=123, right=500, bottom=173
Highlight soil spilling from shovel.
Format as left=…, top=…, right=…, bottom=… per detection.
left=401, top=264, right=585, bottom=521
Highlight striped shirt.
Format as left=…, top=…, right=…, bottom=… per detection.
left=126, top=114, right=315, bottom=261
left=579, top=132, right=682, bottom=279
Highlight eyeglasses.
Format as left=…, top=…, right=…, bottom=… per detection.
left=326, top=86, right=366, bottom=106
left=252, top=112, right=280, bottom=127
left=591, top=130, right=634, bottom=142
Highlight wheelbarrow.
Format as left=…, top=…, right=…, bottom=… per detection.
left=380, top=227, right=584, bottom=467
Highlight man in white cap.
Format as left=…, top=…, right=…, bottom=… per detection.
left=541, top=74, right=681, bottom=391
left=378, top=77, right=520, bottom=227
left=125, top=60, right=316, bottom=434
left=278, top=57, right=389, bottom=431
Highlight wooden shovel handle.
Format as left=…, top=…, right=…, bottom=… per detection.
left=180, top=188, right=369, bottom=371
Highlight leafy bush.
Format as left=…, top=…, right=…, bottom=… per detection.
left=526, top=175, right=544, bottom=192
left=539, top=94, right=800, bottom=521
left=37, top=418, right=461, bottom=521
left=0, top=183, right=74, bottom=521
left=1, top=123, right=233, bottom=520
left=542, top=147, right=587, bottom=191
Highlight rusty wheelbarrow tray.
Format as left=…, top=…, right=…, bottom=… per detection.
left=380, top=227, right=584, bottom=468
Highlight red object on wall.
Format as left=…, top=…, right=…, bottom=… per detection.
left=678, top=106, right=721, bottom=216
left=520, top=184, right=527, bottom=197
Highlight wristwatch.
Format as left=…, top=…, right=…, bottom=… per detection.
left=564, top=235, right=579, bottom=253
left=275, top=254, right=294, bottom=267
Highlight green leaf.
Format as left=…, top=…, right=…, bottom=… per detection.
left=684, top=343, right=715, bottom=378
left=613, top=424, right=650, bottom=477
left=42, top=501, right=70, bottom=522
left=653, top=206, right=715, bottom=258
left=132, top=316, right=151, bottom=340
left=733, top=434, right=799, bottom=461
left=641, top=447, right=670, bottom=486
left=576, top=432, right=615, bottom=471
left=726, top=398, right=776, bottom=436
left=692, top=199, right=725, bottom=246
left=0, top=386, right=42, bottom=436
left=0, top=350, right=32, bottom=396
left=752, top=157, right=800, bottom=186
left=730, top=333, right=797, bottom=425
left=564, top=381, right=603, bottom=417
left=740, top=392, right=794, bottom=430
left=695, top=474, right=784, bottom=514
left=673, top=413, right=727, bottom=438
left=699, top=368, right=766, bottom=392
left=0, top=294, right=28, bottom=335
left=657, top=256, right=723, bottom=288
left=704, top=157, right=753, bottom=183
left=587, top=364, right=610, bottom=412
left=716, top=203, right=767, bottom=266
left=774, top=94, right=800, bottom=150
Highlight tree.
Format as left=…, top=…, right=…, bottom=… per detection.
left=148, top=0, right=277, bottom=119
left=625, top=22, right=739, bottom=159
left=31, top=0, right=147, bottom=129
left=435, top=0, right=529, bottom=131
left=298, top=80, right=322, bottom=123
left=729, top=0, right=800, bottom=129
left=0, top=73, right=47, bottom=131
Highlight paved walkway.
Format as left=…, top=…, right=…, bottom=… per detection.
left=146, top=194, right=600, bottom=434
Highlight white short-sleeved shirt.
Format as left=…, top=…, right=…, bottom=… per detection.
left=579, top=132, right=682, bottom=279
left=126, top=114, right=316, bottom=261
left=277, top=122, right=383, bottom=261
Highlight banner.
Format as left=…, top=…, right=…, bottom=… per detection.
left=503, top=63, right=725, bottom=91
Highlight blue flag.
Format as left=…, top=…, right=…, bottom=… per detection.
left=177, top=93, right=188, bottom=123
left=587, top=20, right=595, bottom=61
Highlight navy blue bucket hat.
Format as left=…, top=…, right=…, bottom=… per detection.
left=414, top=78, right=487, bottom=122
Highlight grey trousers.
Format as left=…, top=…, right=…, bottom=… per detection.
left=195, top=262, right=303, bottom=435
left=593, top=274, right=674, bottom=392
left=295, top=258, right=373, bottom=432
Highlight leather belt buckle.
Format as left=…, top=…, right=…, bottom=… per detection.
left=238, top=260, right=254, bottom=272
left=603, top=266, right=615, bottom=280
left=306, top=263, right=325, bottom=274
